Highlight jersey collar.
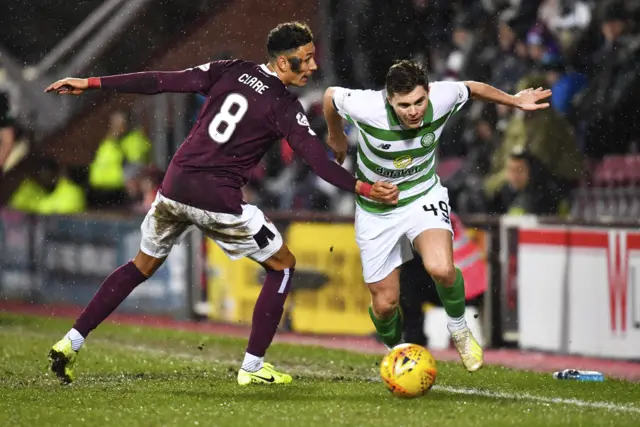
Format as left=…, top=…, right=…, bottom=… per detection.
left=259, top=64, right=278, bottom=77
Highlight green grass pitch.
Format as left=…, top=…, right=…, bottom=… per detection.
left=1, top=313, right=638, bottom=427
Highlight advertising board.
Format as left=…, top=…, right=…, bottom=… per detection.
left=518, top=225, right=640, bottom=359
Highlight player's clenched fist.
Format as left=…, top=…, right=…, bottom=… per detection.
left=45, top=78, right=89, bottom=95
left=370, top=181, right=399, bottom=205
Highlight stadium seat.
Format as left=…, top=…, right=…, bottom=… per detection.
left=625, top=155, right=640, bottom=184
left=593, top=155, right=625, bottom=187
left=437, top=157, right=464, bottom=182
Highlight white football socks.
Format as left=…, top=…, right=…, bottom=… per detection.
left=241, top=353, right=264, bottom=373
left=447, top=315, right=467, bottom=333
left=65, top=328, right=85, bottom=352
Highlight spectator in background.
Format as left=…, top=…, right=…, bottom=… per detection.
left=8, top=163, right=52, bottom=213
left=541, top=55, right=587, bottom=116
left=445, top=12, right=495, bottom=83
left=484, top=74, right=584, bottom=202
left=88, top=110, right=151, bottom=208
left=450, top=105, right=500, bottom=214
left=491, top=15, right=530, bottom=95
left=577, top=1, right=640, bottom=158
left=0, top=92, right=31, bottom=179
left=525, top=23, right=561, bottom=66
left=38, top=163, right=86, bottom=215
left=132, top=166, right=163, bottom=214
left=539, top=0, right=593, bottom=51
left=466, top=105, right=500, bottom=178
left=491, top=146, right=567, bottom=215
left=9, top=159, right=85, bottom=215
left=447, top=104, right=501, bottom=213
left=360, top=0, right=438, bottom=88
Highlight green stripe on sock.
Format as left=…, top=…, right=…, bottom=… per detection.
left=368, top=306, right=403, bottom=348
left=435, top=268, right=466, bottom=318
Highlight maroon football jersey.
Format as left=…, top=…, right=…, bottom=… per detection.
left=99, top=60, right=357, bottom=214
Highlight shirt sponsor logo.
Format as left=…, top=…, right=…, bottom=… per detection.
left=393, top=155, right=413, bottom=169
left=375, top=165, right=420, bottom=178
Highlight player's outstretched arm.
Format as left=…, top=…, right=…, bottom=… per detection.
left=44, top=63, right=231, bottom=96
left=44, top=78, right=90, bottom=95
left=323, top=87, right=348, bottom=165
left=464, top=81, right=552, bottom=111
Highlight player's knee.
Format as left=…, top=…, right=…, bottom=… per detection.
left=371, top=292, right=399, bottom=318
left=265, top=248, right=296, bottom=271
left=283, top=251, right=296, bottom=270
left=425, top=262, right=456, bottom=287
left=133, top=251, right=165, bottom=277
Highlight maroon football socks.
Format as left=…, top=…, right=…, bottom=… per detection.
left=73, top=261, right=148, bottom=338
left=242, top=268, right=294, bottom=371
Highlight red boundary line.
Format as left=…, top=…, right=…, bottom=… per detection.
left=519, top=228, right=640, bottom=250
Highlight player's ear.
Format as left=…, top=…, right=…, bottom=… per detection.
left=276, top=55, right=289, bottom=73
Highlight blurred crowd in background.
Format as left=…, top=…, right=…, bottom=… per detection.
left=325, top=0, right=640, bottom=218
left=2, top=0, right=640, bottom=219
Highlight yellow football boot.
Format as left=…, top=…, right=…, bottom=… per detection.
left=237, top=362, right=292, bottom=385
left=450, top=327, right=484, bottom=372
left=48, top=337, right=78, bottom=384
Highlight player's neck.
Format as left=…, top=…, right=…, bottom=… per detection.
left=265, top=62, right=286, bottom=84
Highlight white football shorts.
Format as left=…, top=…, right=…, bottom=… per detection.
left=355, top=183, right=453, bottom=283
left=140, top=192, right=282, bottom=262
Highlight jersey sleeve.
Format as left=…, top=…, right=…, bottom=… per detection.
left=429, top=81, right=470, bottom=116
left=331, top=87, right=377, bottom=122
left=182, top=59, right=241, bottom=93
left=273, top=97, right=357, bottom=193
left=99, top=59, right=241, bottom=95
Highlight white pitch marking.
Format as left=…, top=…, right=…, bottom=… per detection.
left=433, top=385, right=640, bottom=414
left=3, top=326, right=638, bottom=414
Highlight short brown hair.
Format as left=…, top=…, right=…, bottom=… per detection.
left=385, top=60, right=429, bottom=97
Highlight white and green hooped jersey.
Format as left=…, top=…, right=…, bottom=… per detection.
left=333, top=81, right=469, bottom=213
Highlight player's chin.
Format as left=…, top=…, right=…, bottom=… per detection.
left=297, top=76, right=310, bottom=86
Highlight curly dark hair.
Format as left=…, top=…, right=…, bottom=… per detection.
left=385, top=60, right=429, bottom=97
left=267, top=22, right=313, bottom=60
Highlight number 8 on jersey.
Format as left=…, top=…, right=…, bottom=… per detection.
left=208, top=93, right=249, bottom=144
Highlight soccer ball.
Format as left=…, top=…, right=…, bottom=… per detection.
left=380, top=343, right=437, bottom=398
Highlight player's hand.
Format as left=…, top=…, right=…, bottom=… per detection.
left=370, top=181, right=399, bottom=205
left=513, top=87, right=552, bottom=111
left=327, top=131, right=348, bottom=165
left=44, top=78, right=89, bottom=95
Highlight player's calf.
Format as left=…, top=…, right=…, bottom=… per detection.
left=425, top=264, right=484, bottom=371
left=367, top=271, right=403, bottom=349
left=241, top=244, right=296, bottom=379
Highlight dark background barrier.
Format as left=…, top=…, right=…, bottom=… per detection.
left=0, top=210, right=194, bottom=317
left=4, top=209, right=640, bottom=348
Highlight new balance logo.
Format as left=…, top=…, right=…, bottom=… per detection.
left=378, top=143, right=391, bottom=150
